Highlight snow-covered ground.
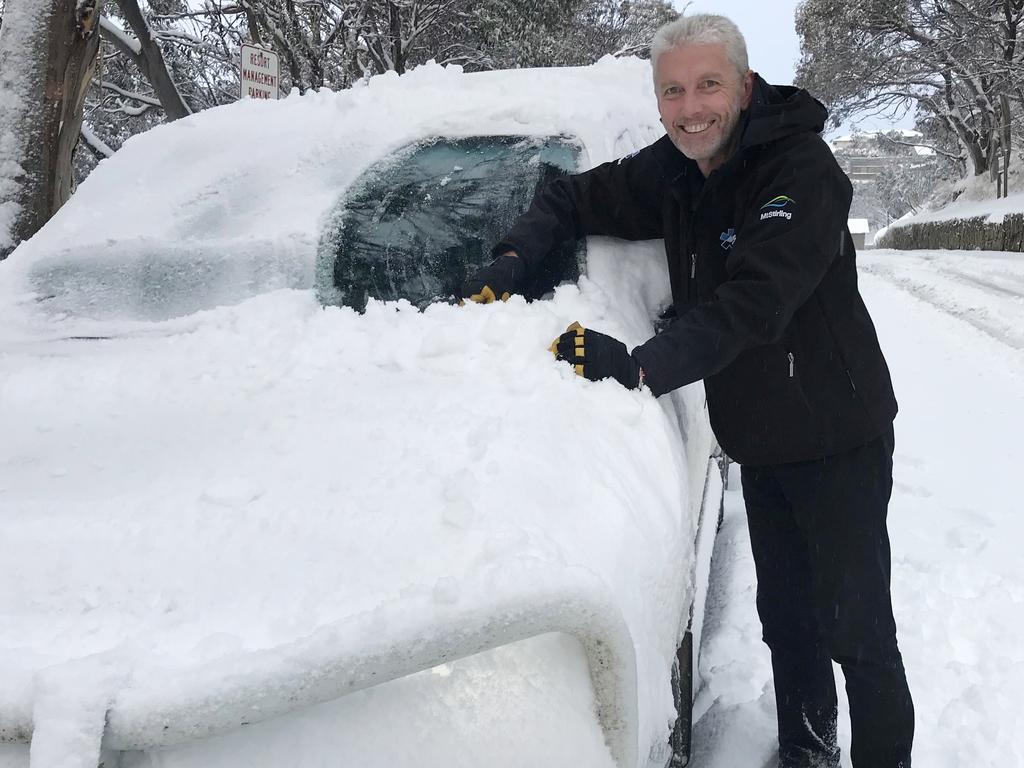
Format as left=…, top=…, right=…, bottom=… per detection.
left=692, top=248, right=1024, bottom=767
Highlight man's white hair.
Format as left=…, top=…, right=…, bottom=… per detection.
left=651, top=14, right=749, bottom=79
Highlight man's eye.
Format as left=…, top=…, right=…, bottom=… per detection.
left=700, top=80, right=719, bottom=89
left=664, top=86, right=681, bottom=96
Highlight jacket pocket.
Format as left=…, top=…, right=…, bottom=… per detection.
left=783, top=347, right=814, bottom=411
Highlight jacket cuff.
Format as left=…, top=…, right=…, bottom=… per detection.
left=491, top=240, right=533, bottom=276
left=631, top=340, right=672, bottom=397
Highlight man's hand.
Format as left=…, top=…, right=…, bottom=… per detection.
left=462, top=252, right=525, bottom=304
left=553, top=322, right=643, bottom=390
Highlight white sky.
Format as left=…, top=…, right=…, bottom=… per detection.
left=674, top=0, right=913, bottom=135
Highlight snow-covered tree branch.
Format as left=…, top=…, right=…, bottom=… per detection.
left=796, top=0, right=1024, bottom=190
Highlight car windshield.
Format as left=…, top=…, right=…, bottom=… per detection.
left=317, top=136, right=583, bottom=311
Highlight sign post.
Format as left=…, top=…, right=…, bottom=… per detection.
left=240, top=43, right=280, bottom=100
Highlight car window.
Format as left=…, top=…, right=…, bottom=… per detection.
left=316, top=136, right=584, bottom=311
left=24, top=244, right=311, bottom=324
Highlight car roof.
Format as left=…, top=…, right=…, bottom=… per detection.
left=4, top=58, right=662, bottom=284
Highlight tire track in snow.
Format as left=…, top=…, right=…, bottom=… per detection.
left=860, top=257, right=1024, bottom=350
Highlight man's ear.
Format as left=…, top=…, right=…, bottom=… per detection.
left=742, top=70, right=754, bottom=109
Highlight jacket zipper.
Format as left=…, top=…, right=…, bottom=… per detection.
left=687, top=177, right=706, bottom=300
left=787, top=352, right=795, bottom=378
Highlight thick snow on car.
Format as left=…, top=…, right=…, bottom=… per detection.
left=0, top=58, right=723, bottom=768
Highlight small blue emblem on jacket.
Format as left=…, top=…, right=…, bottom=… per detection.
left=720, top=228, right=736, bottom=250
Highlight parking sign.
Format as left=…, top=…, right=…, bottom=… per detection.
left=240, top=43, right=280, bottom=100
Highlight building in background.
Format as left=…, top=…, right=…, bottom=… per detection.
left=830, top=130, right=941, bottom=233
left=848, top=217, right=870, bottom=248
left=830, top=129, right=936, bottom=181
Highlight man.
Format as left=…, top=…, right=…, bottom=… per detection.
left=462, top=13, right=914, bottom=768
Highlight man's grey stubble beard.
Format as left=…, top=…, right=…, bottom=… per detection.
left=670, top=113, right=742, bottom=164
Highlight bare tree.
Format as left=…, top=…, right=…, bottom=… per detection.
left=796, top=0, right=1024, bottom=189
left=65, top=0, right=676, bottom=190
left=99, top=0, right=192, bottom=118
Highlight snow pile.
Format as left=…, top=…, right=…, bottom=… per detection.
left=0, top=281, right=708, bottom=766
left=886, top=166, right=1024, bottom=229
left=125, top=634, right=621, bottom=768
left=0, top=58, right=719, bottom=767
left=889, top=189, right=1024, bottom=227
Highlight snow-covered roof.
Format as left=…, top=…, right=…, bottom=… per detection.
left=7, top=57, right=664, bottom=283
left=829, top=129, right=934, bottom=156
left=848, top=218, right=870, bottom=234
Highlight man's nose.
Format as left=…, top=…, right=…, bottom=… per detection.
left=677, top=91, right=705, bottom=119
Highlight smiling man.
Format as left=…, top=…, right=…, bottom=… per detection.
left=462, top=13, right=914, bottom=768
left=656, top=36, right=752, bottom=175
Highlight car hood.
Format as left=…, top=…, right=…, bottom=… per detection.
left=0, top=281, right=708, bottom=763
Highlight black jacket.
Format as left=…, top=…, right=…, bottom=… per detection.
left=496, top=76, right=897, bottom=465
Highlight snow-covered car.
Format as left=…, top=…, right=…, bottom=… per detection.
left=0, top=58, right=723, bottom=768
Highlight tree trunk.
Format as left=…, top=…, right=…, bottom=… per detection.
left=389, top=2, right=404, bottom=75
left=56, top=5, right=103, bottom=211
left=0, top=0, right=103, bottom=259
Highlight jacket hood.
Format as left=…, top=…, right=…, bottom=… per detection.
left=740, top=74, right=828, bottom=148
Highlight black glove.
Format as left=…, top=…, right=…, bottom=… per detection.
left=462, top=253, right=525, bottom=304
left=554, top=323, right=642, bottom=390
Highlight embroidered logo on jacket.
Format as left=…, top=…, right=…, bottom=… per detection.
left=720, top=228, right=736, bottom=250
left=759, top=195, right=795, bottom=221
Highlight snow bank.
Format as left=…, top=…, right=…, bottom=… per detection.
left=886, top=169, right=1024, bottom=229
left=889, top=190, right=1024, bottom=227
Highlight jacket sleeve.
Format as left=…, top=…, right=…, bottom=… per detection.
left=632, top=137, right=853, bottom=397
left=493, top=144, right=666, bottom=275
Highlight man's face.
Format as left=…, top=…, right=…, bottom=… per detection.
left=654, top=42, right=753, bottom=174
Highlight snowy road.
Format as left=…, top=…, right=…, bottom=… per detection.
left=693, top=248, right=1024, bottom=767
left=858, top=249, right=1024, bottom=349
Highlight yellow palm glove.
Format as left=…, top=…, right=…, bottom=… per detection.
left=550, top=321, right=642, bottom=390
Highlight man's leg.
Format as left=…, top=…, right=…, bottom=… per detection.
left=775, top=426, right=914, bottom=768
left=741, top=464, right=840, bottom=768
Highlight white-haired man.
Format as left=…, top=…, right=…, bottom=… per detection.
left=463, top=13, right=914, bottom=768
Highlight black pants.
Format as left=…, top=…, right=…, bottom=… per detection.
left=741, top=425, right=914, bottom=768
